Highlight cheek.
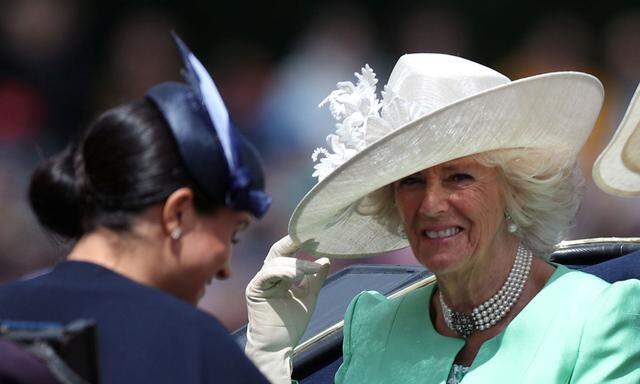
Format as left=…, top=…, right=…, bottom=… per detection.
left=205, top=233, right=231, bottom=265
left=451, top=186, right=504, bottom=239
left=394, top=189, right=420, bottom=225
left=186, top=228, right=230, bottom=272
left=393, top=190, right=422, bottom=250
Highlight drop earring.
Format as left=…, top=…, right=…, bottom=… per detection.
left=505, top=213, right=518, bottom=233
left=170, top=228, right=182, bottom=240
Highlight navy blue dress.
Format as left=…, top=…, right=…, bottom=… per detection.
left=0, top=261, right=268, bottom=384
left=581, top=249, right=640, bottom=283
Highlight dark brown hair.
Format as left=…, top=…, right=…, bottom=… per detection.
left=29, top=100, right=221, bottom=239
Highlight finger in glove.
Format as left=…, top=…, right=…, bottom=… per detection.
left=253, top=258, right=327, bottom=291
left=266, top=235, right=299, bottom=261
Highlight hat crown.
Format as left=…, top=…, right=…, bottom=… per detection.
left=387, top=54, right=510, bottom=115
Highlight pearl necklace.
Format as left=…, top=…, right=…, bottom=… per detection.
left=439, top=244, right=532, bottom=338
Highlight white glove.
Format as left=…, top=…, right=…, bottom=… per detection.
left=245, top=236, right=331, bottom=384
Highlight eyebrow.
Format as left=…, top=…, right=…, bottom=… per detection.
left=442, top=165, right=461, bottom=172
left=442, top=161, right=476, bottom=171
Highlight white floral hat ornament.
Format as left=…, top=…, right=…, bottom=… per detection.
left=593, top=83, right=640, bottom=196
left=290, top=54, right=604, bottom=258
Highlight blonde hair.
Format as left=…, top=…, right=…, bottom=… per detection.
left=356, top=149, right=584, bottom=258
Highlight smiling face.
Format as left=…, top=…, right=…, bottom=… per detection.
left=166, top=202, right=251, bottom=305
left=393, top=156, right=508, bottom=275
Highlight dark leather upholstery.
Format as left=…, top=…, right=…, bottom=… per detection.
left=549, top=242, right=640, bottom=266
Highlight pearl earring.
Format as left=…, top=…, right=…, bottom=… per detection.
left=170, top=228, right=182, bottom=240
left=505, top=213, right=518, bottom=233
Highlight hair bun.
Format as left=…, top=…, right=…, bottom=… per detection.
left=29, top=145, right=86, bottom=238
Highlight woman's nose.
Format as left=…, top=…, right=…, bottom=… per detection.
left=216, top=261, right=231, bottom=280
left=418, top=183, right=449, bottom=218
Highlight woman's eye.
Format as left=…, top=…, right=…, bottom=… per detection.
left=449, top=173, right=474, bottom=182
left=398, top=176, right=424, bottom=186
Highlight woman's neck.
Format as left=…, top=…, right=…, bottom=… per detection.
left=67, top=230, right=164, bottom=290
left=435, top=234, right=520, bottom=311
left=431, top=256, right=555, bottom=366
left=429, top=236, right=556, bottom=343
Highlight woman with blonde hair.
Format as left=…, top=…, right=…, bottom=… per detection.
left=245, top=55, right=640, bottom=383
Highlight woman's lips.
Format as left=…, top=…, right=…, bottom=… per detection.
left=421, top=226, right=463, bottom=240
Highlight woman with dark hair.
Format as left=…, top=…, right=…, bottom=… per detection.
left=0, top=37, right=275, bottom=383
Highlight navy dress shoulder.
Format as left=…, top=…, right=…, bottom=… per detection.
left=581, top=249, right=640, bottom=283
left=0, top=261, right=268, bottom=384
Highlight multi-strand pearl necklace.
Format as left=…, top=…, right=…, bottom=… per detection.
left=439, top=244, right=533, bottom=338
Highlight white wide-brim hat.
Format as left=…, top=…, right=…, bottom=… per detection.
left=289, top=54, right=604, bottom=258
left=593, top=84, right=640, bottom=196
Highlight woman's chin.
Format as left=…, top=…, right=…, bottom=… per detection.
left=196, top=285, right=206, bottom=301
left=179, top=285, right=205, bottom=306
left=422, top=257, right=465, bottom=275
left=414, top=246, right=471, bottom=274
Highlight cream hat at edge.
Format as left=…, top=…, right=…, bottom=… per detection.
left=289, top=54, right=604, bottom=258
left=593, top=83, right=640, bottom=197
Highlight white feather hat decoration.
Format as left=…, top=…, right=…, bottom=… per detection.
left=290, top=54, right=604, bottom=258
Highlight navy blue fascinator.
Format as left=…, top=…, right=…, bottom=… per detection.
left=146, top=33, right=271, bottom=218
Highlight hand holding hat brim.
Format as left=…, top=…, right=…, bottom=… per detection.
left=245, top=235, right=330, bottom=384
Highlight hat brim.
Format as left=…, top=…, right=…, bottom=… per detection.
left=593, top=84, right=640, bottom=197
left=290, top=72, right=604, bottom=258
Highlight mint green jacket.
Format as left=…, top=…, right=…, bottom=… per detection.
left=335, top=266, right=640, bottom=383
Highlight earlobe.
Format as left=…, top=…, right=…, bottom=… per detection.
left=162, top=187, right=195, bottom=238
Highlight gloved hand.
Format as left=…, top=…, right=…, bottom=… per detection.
left=245, top=236, right=331, bottom=384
